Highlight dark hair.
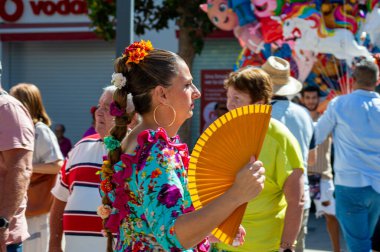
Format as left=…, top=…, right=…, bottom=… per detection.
left=352, top=59, right=379, bottom=88
left=301, top=85, right=321, bottom=97
left=103, top=47, right=183, bottom=251
left=214, top=101, right=227, bottom=110
left=9, top=83, right=52, bottom=126
left=55, top=124, right=66, bottom=133
left=224, top=67, right=273, bottom=104
left=115, top=49, right=181, bottom=115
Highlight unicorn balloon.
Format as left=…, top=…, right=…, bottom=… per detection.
left=282, top=5, right=373, bottom=66
left=361, top=7, right=380, bottom=47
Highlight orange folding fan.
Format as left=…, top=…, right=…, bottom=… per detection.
left=188, top=104, right=272, bottom=245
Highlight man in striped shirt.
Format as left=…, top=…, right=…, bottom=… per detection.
left=49, top=86, right=116, bottom=252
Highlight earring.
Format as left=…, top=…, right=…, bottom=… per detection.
left=153, top=103, right=176, bottom=127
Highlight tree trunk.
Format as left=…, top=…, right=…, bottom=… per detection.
left=176, top=14, right=197, bottom=145
left=177, top=26, right=196, bottom=70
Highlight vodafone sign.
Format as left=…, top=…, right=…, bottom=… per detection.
left=0, top=0, right=89, bottom=23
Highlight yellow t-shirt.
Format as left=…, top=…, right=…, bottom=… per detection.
left=215, top=118, right=304, bottom=252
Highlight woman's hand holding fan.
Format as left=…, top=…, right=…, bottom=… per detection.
left=228, top=157, right=265, bottom=205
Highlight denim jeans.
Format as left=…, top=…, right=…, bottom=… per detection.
left=335, top=185, right=380, bottom=252
left=7, top=243, right=22, bottom=252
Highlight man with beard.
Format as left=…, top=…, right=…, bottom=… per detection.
left=300, top=86, right=341, bottom=252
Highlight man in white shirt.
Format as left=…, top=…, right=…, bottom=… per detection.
left=315, top=59, right=380, bottom=252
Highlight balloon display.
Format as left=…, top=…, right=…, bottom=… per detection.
left=201, top=0, right=379, bottom=100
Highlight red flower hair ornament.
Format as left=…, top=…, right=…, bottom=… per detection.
left=122, top=40, right=154, bottom=65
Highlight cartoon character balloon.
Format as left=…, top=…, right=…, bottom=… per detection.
left=251, top=0, right=284, bottom=43
left=200, top=0, right=265, bottom=53
left=251, top=0, right=283, bottom=18
left=228, top=0, right=257, bottom=26
left=200, top=0, right=239, bottom=31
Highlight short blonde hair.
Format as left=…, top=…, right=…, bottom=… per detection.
left=224, top=67, right=273, bottom=104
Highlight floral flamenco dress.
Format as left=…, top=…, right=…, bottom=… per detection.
left=100, top=128, right=210, bottom=252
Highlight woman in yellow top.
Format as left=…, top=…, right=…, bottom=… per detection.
left=213, top=67, right=305, bottom=252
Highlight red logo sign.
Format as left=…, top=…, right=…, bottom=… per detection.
left=0, top=0, right=24, bottom=22
left=0, top=0, right=88, bottom=22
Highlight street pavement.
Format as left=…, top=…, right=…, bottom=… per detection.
left=305, top=212, right=347, bottom=252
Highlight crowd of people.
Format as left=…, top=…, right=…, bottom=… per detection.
left=0, top=40, right=379, bottom=252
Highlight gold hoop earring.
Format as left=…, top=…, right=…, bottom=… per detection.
left=153, top=103, right=176, bottom=127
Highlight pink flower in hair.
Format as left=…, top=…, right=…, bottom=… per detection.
left=110, top=101, right=126, bottom=117
left=97, top=204, right=112, bottom=219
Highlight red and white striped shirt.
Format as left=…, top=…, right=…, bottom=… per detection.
left=51, top=134, right=107, bottom=251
